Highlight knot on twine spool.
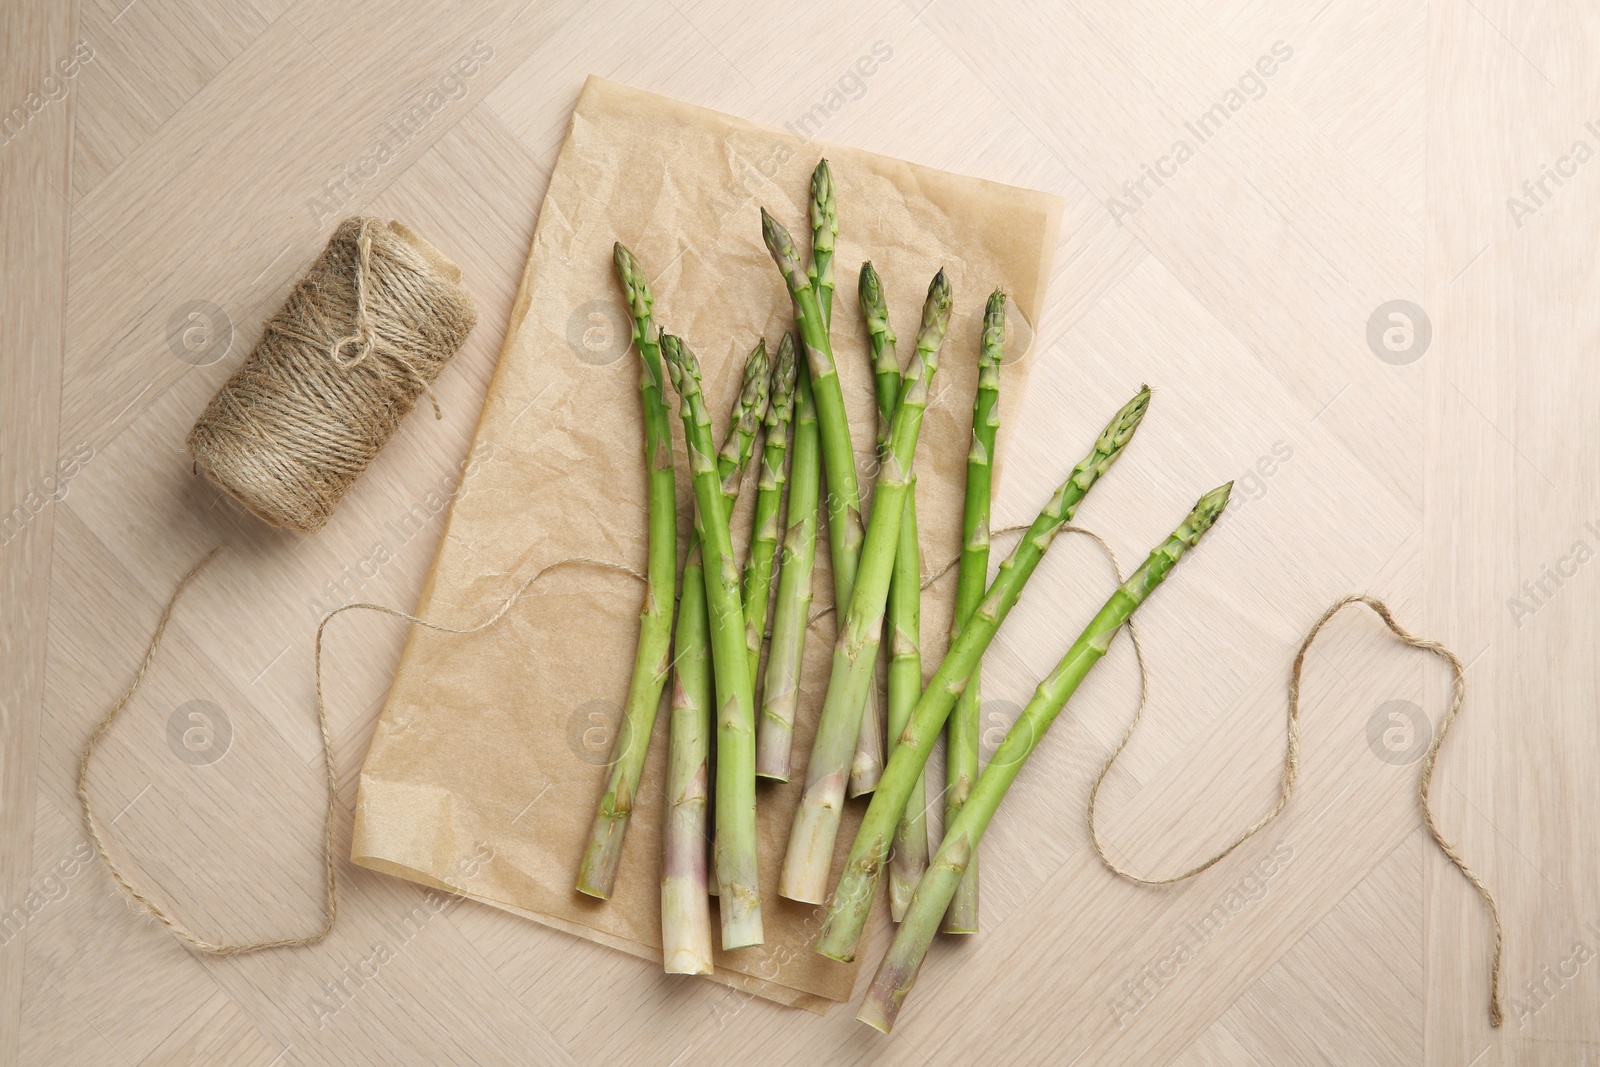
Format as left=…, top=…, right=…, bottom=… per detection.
left=185, top=217, right=477, bottom=534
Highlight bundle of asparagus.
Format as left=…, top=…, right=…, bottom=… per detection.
left=658, top=338, right=773, bottom=969
left=577, top=160, right=1239, bottom=1032
left=816, top=385, right=1153, bottom=960
left=858, top=483, right=1233, bottom=1032
left=860, top=261, right=930, bottom=922
left=778, top=265, right=951, bottom=904
left=762, top=168, right=885, bottom=799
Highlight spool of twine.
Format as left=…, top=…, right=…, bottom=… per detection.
left=186, top=216, right=477, bottom=534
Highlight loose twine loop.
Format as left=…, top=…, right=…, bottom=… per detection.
left=78, top=549, right=646, bottom=957
left=1001, top=524, right=1506, bottom=1028
left=83, top=521, right=1501, bottom=1025
left=184, top=217, right=477, bottom=535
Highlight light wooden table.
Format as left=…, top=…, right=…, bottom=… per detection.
left=3, top=0, right=1596, bottom=1063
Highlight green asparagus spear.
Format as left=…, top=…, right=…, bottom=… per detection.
left=661, top=554, right=714, bottom=972
left=780, top=270, right=952, bottom=904
left=861, top=262, right=928, bottom=921
left=718, top=340, right=772, bottom=501
left=576, top=245, right=679, bottom=900
left=814, top=386, right=1152, bottom=959
left=661, top=341, right=772, bottom=971
left=763, top=191, right=886, bottom=798
left=810, top=160, right=837, bottom=328
left=662, top=334, right=765, bottom=949
left=743, top=335, right=798, bottom=682
left=754, top=357, right=821, bottom=781
left=859, top=484, right=1233, bottom=1033
left=942, top=289, right=1005, bottom=934
left=714, top=339, right=771, bottom=897
left=816, top=165, right=884, bottom=798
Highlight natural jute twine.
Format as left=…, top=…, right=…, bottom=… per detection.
left=185, top=216, right=477, bottom=534
left=979, top=525, right=1503, bottom=1028
left=79, top=548, right=646, bottom=956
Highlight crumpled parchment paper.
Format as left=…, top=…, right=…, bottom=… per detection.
left=352, top=75, right=1065, bottom=1008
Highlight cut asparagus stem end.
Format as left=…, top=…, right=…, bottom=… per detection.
left=719, top=890, right=765, bottom=950
left=661, top=877, right=714, bottom=974
left=575, top=821, right=625, bottom=899
left=778, top=799, right=837, bottom=904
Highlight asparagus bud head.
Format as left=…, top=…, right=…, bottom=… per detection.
left=809, top=160, right=837, bottom=254
left=761, top=208, right=809, bottom=294
left=767, top=333, right=799, bottom=429
left=858, top=262, right=897, bottom=374
left=612, top=242, right=654, bottom=326
left=717, top=339, right=772, bottom=489
left=981, top=290, right=1006, bottom=369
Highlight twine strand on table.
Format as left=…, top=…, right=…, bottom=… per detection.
left=79, top=548, right=644, bottom=957
left=1061, top=528, right=1504, bottom=1028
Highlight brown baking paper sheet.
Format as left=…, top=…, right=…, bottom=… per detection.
left=351, top=76, right=1065, bottom=1008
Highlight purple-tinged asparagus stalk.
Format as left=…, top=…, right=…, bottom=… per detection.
left=662, top=334, right=764, bottom=949
left=660, top=340, right=771, bottom=970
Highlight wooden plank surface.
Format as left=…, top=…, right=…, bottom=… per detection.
left=0, top=2, right=77, bottom=1065
left=2, top=0, right=1596, bottom=1063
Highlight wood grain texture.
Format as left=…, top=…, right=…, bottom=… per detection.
left=2, top=0, right=1596, bottom=1062
left=1, top=2, right=76, bottom=1065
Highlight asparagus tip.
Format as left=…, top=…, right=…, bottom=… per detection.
left=1185, top=482, right=1233, bottom=539
left=767, top=334, right=799, bottom=425
left=761, top=208, right=803, bottom=276
left=810, top=161, right=837, bottom=259
left=1121, top=386, right=1152, bottom=430
left=810, top=158, right=835, bottom=203
left=736, top=338, right=773, bottom=429
left=919, top=269, right=953, bottom=339
left=983, top=289, right=1006, bottom=333
left=613, top=242, right=653, bottom=319
left=980, top=290, right=1007, bottom=370
left=659, top=333, right=700, bottom=395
